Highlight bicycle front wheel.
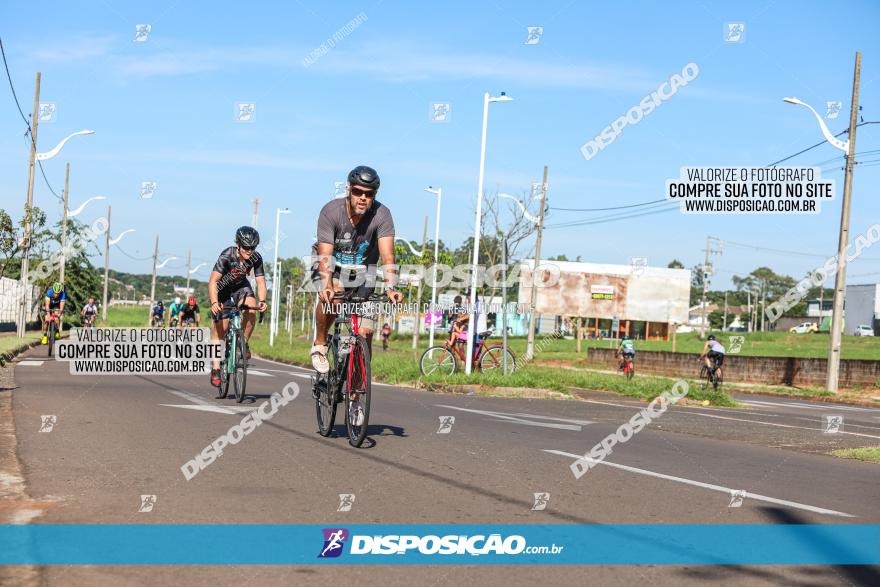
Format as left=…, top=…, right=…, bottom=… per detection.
left=478, top=345, right=516, bottom=373
left=47, top=322, right=56, bottom=358
left=345, top=335, right=371, bottom=447
left=419, top=346, right=457, bottom=376
left=698, top=365, right=710, bottom=391
left=626, top=360, right=635, bottom=380
left=315, top=340, right=338, bottom=437
left=233, top=332, right=248, bottom=403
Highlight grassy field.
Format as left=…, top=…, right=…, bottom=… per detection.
left=0, top=331, right=43, bottom=366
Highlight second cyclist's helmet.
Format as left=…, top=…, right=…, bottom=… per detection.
left=235, top=226, right=260, bottom=249
left=347, top=165, right=380, bottom=190
left=707, top=335, right=716, bottom=341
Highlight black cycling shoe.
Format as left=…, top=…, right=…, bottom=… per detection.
left=210, top=368, right=221, bottom=387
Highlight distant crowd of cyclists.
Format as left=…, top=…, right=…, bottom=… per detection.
left=149, top=296, right=202, bottom=328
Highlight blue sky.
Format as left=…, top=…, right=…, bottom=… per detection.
left=2, top=0, right=879, bottom=288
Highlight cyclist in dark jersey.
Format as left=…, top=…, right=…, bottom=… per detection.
left=207, top=226, right=267, bottom=387
left=179, top=295, right=201, bottom=327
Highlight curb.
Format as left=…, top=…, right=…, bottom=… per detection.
left=0, top=337, right=46, bottom=368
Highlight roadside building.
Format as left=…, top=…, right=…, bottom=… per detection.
left=517, top=260, right=690, bottom=340
left=844, top=283, right=879, bottom=335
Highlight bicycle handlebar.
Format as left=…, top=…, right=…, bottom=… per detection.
left=331, top=291, right=390, bottom=304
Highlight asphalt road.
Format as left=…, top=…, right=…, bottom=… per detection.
left=3, top=346, right=879, bottom=586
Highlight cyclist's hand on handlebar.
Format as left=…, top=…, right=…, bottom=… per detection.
left=385, top=289, right=404, bottom=303
left=210, top=301, right=222, bottom=315
left=319, top=288, right=335, bottom=305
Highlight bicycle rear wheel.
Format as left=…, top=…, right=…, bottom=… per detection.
left=712, top=366, right=723, bottom=392
left=478, top=345, right=516, bottom=373
left=315, top=339, right=338, bottom=437
left=625, top=359, right=635, bottom=380
left=419, top=346, right=457, bottom=376
left=217, top=337, right=231, bottom=399
left=233, top=331, right=248, bottom=403
left=345, top=335, right=371, bottom=447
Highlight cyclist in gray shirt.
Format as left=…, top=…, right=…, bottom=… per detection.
left=310, top=165, right=404, bottom=373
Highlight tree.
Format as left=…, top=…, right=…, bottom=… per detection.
left=667, top=259, right=685, bottom=269
left=0, top=205, right=52, bottom=279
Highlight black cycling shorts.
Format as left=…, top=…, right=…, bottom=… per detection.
left=213, top=284, right=256, bottom=321
left=707, top=350, right=724, bottom=366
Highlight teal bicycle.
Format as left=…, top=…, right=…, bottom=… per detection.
left=216, top=303, right=262, bottom=402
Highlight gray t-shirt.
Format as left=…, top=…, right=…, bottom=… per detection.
left=312, top=198, right=395, bottom=267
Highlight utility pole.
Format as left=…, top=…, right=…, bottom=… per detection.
left=101, top=206, right=111, bottom=321
left=525, top=165, right=548, bottom=360
left=722, top=291, right=728, bottom=332
left=760, top=281, right=767, bottom=332
left=698, top=236, right=722, bottom=338
left=185, top=248, right=192, bottom=294
left=17, top=72, right=41, bottom=338
left=252, top=196, right=259, bottom=228
left=412, top=216, right=428, bottom=352
left=59, top=162, right=70, bottom=284
left=827, top=52, right=861, bottom=394
left=149, top=235, right=159, bottom=303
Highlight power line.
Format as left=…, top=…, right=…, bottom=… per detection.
left=2, top=35, right=63, bottom=203
left=551, top=199, right=666, bottom=212
left=766, top=120, right=880, bottom=167
left=545, top=202, right=678, bottom=229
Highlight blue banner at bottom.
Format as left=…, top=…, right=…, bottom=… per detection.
left=0, top=524, right=877, bottom=565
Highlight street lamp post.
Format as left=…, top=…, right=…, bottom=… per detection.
left=465, top=91, right=512, bottom=375
left=424, top=186, right=442, bottom=348
left=783, top=52, right=861, bottom=393
left=270, top=208, right=291, bottom=346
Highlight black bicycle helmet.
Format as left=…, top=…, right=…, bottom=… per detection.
left=235, top=226, right=260, bottom=249
left=707, top=335, right=716, bottom=341
left=347, top=165, right=380, bottom=190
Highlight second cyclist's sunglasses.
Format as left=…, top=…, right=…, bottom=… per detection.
left=351, top=186, right=377, bottom=198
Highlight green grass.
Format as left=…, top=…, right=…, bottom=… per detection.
left=0, top=331, right=43, bottom=365
left=830, top=447, right=880, bottom=463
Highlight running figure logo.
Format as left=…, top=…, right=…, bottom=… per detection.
left=823, top=415, right=843, bottom=434
left=524, top=27, right=543, bottom=45
left=724, top=23, right=745, bottom=43
left=728, top=489, right=746, bottom=508
left=39, top=415, right=57, bottom=433
left=318, top=528, right=349, bottom=558
left=437, top=416, right=455, bottom=434
left=431, top=102, right=451, bottom=122
left=134, top=24, right=151, bottom=42
left=728, top=336, right=745, bottom=354
left=138, top=494, right=157, bottom=513
left=532, top=492, right=550, bottom=511
left=140, top=181, right=158, bottom=199
left=825, top=101, right=843, bottom=119
left=337, top=494, right=355, bottom=512
left=38, top=102, right=56, bottom=123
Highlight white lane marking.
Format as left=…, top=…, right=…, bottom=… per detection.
left=682, top=411, right=880, bottom=439
left=544, top=449, right=855, bottom=518
left=160, top=388, right=254, bottom=414
left=436, top=404, right=592, bottom=431
left=580, top=398, right=644, bottom=409
left=18, top=360, right=44, bottom=366
left=742, top=399, right=880, bottom=414
left=160, top=404, right=255, bottom=415
left=250, top=355, right=414, bottom=389
left=246, top=369, right=273, bottom=377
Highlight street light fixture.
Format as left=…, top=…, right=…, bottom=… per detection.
left=36, top=130, right=95, bottom=161
left=466, top=91, right=513, bottom=375
left=498, top=193, right=540, bottom=224
left=156, top=256, right=177, bottom=270
left=270, top=208, right=291, bottom=346
left=68, top=195, right=106, bottom=218
left=188, top=263, right=207, bottom=275
left=783, top=98, right=849, bottom=152
left=108, top=229, right=135, bottom=246
left=424, top=186, right=442, bottom=348
left=395, top=237, right=424, bottom=257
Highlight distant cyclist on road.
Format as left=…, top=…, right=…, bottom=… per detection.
left=616, top=335, right=635, bottom=370
left=701, top=334, right=725, bottom=380
left=41, top=281, right=66, bottom=344
left=168, top=296, right=184, bottom=327
left=207, top=226, right=268, bottom=387
left=150, top=300, right=165, bottom=327
left=179, top=295, right=201, bottom=328
left=310, top=165, right=404, bottom=374
left=81, top=296, right=98, bottom=327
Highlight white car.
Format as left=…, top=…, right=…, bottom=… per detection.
left=854, top=324, right=875, bottom=337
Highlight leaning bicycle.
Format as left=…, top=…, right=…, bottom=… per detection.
left=313, top=289, right=388, bottom=447
left=216, top=303, right=262, bottom=402
left=418, top=329, right=515, bottom=376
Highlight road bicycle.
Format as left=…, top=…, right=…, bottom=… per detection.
left=313, top=288, right=388, bottom=448
left=216, top=303, right=262, bottom=403
left=45, top=309, right=62, bottom=357
left=418, top=329, right=515, bottom=376
left=151, top=315, right=164, bottom=328
left=181, top=316, right=198, bottom=329
left=81, top=313, right=96, bottom=330
left=699, top=355, right=723, bottom=392
left=619, top=353, right=635, bottom=380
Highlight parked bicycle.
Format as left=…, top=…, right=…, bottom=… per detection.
left=216, top=303, right=262, bottom=403
left=699, top=356, right=723, bottom=392
left=418, top=329, right=515, bottom=376
left=313, top=289, right=388, bottom=447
